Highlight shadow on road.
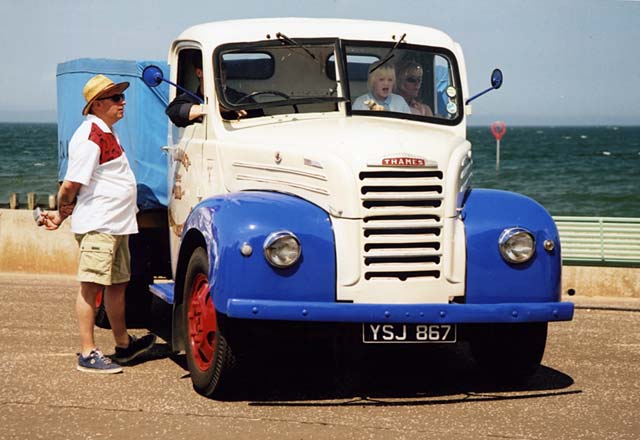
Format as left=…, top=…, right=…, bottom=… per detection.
left=144, top=300, right=578, bottom=404
left=241, top=343, right=578, bottom=405
left=163, top=340, right=577, bottom=404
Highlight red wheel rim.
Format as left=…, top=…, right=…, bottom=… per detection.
left=187, top=273, right=217, bottom=372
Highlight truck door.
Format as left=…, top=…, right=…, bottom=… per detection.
left=166, top=48, right=206, bottom=276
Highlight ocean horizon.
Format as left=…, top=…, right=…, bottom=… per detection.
left=1, top=122, right=639, bottom=217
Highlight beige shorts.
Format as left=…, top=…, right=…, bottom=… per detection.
left=75, top=232, right=131, bottom=286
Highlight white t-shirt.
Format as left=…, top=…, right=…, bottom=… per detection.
left=65, top=115, right=138, bottom=235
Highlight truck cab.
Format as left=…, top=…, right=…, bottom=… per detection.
left=164, top=19, right=471, bottom=305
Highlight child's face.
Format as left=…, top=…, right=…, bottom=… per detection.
left=371, top=73, right=394, bottom=101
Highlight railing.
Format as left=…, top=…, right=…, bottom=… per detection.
left=554, top=216, right=640, bottom=267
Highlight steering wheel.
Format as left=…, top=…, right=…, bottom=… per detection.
left=236, top=90, right=299, bottom=113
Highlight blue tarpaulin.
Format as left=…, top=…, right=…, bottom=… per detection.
left=56, top=58, right=170, bottom=210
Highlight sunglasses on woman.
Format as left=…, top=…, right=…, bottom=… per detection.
left=97, top=93, right=125, bottom=103
left=404, top=76, right=422, bottom=84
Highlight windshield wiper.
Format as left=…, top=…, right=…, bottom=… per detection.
left=276, top=32, right=318, bottom=62
left=370, top=33, right=406, bottom=73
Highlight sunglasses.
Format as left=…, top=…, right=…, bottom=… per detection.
left=404, top=76, right=422, bottom=84
left=97, top=93, right=125, bottom=103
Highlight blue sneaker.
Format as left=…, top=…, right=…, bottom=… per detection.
left=77, top=349, right=123, bottom=374
left=113, top=334, right=156, bottom=364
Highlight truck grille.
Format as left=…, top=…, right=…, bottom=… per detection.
left=359, top=170, right=444, bottom=281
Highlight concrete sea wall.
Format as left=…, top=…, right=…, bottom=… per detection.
left=0, top=209, right=638, bottom=297
left=0, top=209, right=79, bottom=275
left=562, top=265, right=639, bottom=299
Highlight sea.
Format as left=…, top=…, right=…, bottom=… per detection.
left=0, top=123, right=639, bottom=217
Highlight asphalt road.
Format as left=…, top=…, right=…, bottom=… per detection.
left=1, top=273, right=638, bottom=440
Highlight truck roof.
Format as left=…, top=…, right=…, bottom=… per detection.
left=174, top=17, right=458, bottom=50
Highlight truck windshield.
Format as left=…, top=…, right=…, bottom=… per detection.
left=215, top=40, right=461, bottom=124
left=216, top=41, right=345, bottom=117
left=340, top=41, right=462, bottom=124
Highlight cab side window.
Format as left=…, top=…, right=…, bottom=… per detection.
left=177, top=49, right=203, bottom=98
left=165, top=49, right=204, bottom=128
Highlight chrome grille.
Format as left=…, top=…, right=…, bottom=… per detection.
left=359, top=170, right=444, bottom=280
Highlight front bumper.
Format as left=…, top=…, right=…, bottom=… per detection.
left=226, top=299, right=574, bottom=323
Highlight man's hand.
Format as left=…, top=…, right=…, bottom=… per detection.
left=188, top=104, right=207, bottom=122
left=40, top=210, right=63, bottom=231
left=41, top=180, right=81, bottom=232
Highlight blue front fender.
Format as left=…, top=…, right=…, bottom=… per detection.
left=462, top=188, right=562, bottom=304
left=182, top=191, right=336, bottom=314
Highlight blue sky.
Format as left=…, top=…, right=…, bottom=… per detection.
left=1, top=0, right=639, bottom=125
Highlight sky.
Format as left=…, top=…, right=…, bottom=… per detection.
left=1, top=0, right=639, bottom=125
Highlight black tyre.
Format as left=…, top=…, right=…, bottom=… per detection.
left=183, top=247, right=236, bottom=397
left=95, top=288, right=111, bottom=329
left=468, top=322, right=548, bottom=380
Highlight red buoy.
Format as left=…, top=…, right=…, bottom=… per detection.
left=490, top=121, right=507, bottom=140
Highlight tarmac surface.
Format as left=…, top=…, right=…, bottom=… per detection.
left=1, top=273, right=639, bottom=440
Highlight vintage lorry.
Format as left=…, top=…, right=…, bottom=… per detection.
left=57, top=18, right=574, bottom=397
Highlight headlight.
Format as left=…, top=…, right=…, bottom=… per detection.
left=263, top=231, right=301, bottom=268
left=498, top=227, right=536, bottom=264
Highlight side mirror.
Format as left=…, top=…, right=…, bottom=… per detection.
left=491, top=69, right=502, bottom=90
left=141, top=65, right=204, bottom=104
left=491, top=68, right=503, bottom=89
left=466, top=68, right=504, bottom=105
left=142, top=65, right=164, bottom=87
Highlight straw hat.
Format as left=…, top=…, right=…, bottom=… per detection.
left=82, top=74, right=129, bottom=115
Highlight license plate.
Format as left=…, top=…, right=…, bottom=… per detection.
left=362, top=323, right=457, bottom=344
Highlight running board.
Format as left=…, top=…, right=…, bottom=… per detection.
left=149, top=282, right=175, bottom=304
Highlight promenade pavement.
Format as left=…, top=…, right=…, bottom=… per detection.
left=1, top=273, right=639, bottom=440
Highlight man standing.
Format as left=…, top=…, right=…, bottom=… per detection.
left=42, top=74, right=155, bottom=373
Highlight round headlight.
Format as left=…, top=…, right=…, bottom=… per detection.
left=263, top=231, right=301, bottom=268
left=498, top=227, right=536, bottom=264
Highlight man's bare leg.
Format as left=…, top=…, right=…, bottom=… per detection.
left=104, top=282, right=130, bottom=348
left=77, top=282, right=101, bottom=356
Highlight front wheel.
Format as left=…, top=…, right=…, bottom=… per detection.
left=468, top=322, right=548, bottom=380
left=183, top=247, right=236, bottom=397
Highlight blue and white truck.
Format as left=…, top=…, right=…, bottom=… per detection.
left=57, top=18, right=574, bottom=397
